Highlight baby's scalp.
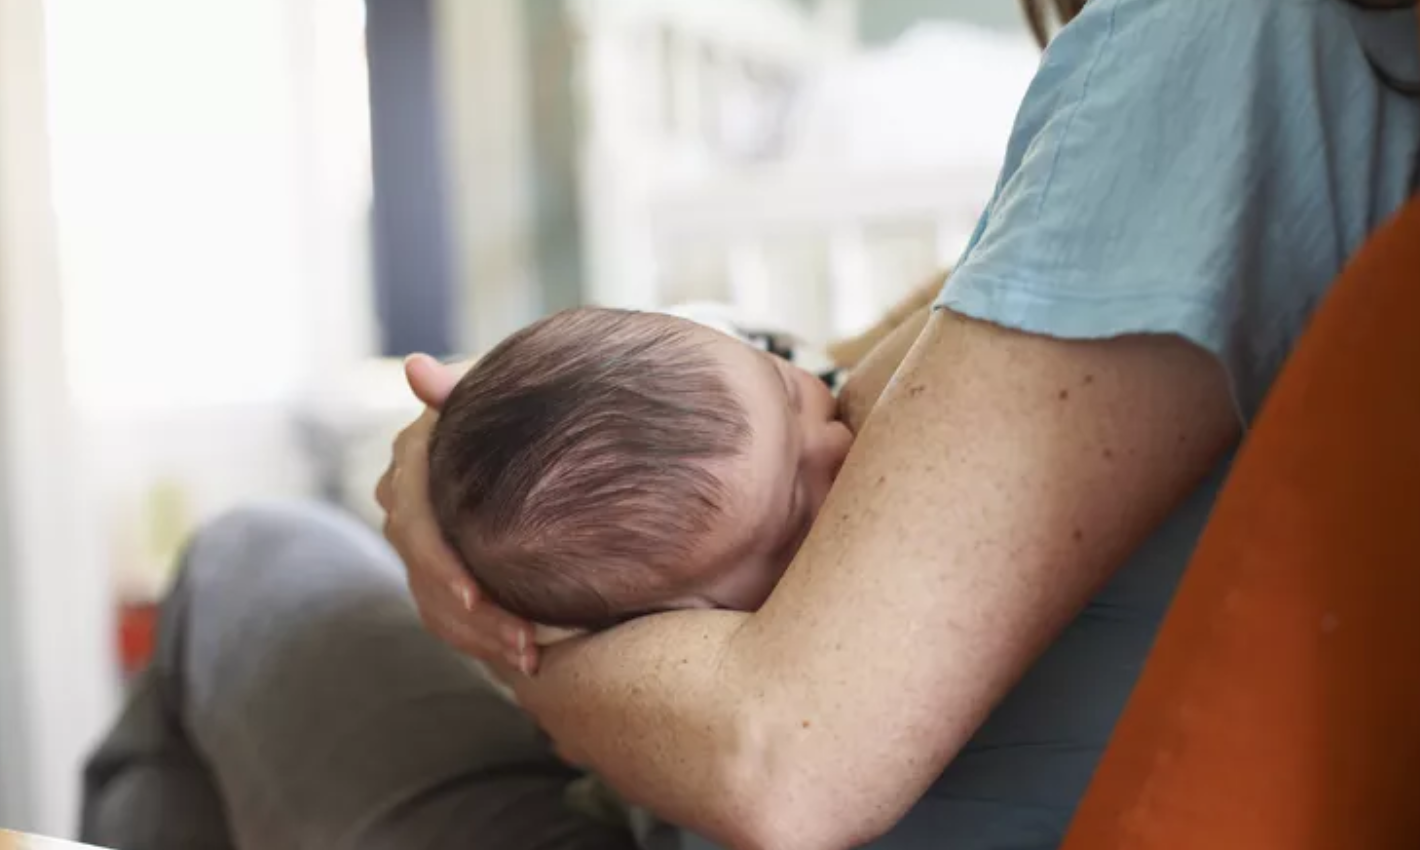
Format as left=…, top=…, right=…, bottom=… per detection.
left=426, top=308, right=754, bottom=630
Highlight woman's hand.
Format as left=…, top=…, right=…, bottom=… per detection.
left=376, top=353, right=538, bottom=672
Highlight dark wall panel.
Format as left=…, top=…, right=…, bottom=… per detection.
left=365, top=0, right=456, bottom=357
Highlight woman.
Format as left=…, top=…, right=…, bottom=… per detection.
left=381, top=0, right=1420, bottom=847
left=83, top=1, right=1418, bottom=848
left=81, top=289, right=934, bottom=850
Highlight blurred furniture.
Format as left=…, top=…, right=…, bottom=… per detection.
left=296, top=358, right=425, bottom=528
left=570, top=0, right=1016, bottom=342
left=0, top=832, right=110, bottom=850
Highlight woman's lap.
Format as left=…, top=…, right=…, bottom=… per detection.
left=83, top=501, right=637, bottom=850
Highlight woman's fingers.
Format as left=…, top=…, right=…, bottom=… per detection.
left=380, top=353, right=540, bottom=672
left=388, top=416, right=465, bottom=589
left=409, top=572, right=538, bottom=672
left=375, top=466, right=397, bottom=515
left=404, top=353, right=463, bottom=410
left=376, top=410, right=433, bottom=514
left=386, top=416, right=539, bottom=669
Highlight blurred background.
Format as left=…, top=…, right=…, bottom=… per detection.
left=0, top=0, right=1039, bottom=837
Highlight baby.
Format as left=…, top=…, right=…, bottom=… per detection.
left=426, top=290, right=938, bottom=844
left=428, top=306, right=854, bottom=630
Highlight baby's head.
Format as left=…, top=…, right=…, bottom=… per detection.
left=428, top=307, right=852, bottom=630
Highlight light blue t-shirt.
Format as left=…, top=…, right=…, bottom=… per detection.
left=883, top=2, right=1416, bottom=849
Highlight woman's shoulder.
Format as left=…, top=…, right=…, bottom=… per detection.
left=1040, top=0, right=1396, bottom=94
left=1043, top=0, right=1417, bottom=87
left=1035, top=0, right=1418, bottom=196
left=989, top=0, right=1416, bottom=268
left=1075, top=0, right=1365, bottom=34
left=944, top=0, right=1418, bottom=419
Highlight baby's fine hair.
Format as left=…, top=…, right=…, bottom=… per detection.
left=428, top=308, right=752, bottom=629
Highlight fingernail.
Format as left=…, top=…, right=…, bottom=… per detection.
left=517, top=652, right=535, bottom=677
left=517, top=630, right=528, bottom=654
left=453, top=584, right=474, bottom=610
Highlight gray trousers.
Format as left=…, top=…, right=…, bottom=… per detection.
left=80, top=502, right=672, bottom=850
left=79, top=497, right=1150, bottom=849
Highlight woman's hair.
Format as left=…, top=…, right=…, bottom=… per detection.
left=1019, top=0, right=1420, bottom=190
left=1018, top=0, right=1086, bottom=48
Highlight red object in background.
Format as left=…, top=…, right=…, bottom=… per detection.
left=117, top=600, right=159, bottom=678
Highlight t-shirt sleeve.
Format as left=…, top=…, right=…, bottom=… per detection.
left=936, top=0, right=1416, bottom=418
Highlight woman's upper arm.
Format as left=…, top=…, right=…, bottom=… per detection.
left=724, top=309, right=1238, bottom=845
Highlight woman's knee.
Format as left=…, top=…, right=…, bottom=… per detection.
left=169, top=499, right=413, bottom=728
left=181, top=500, right=401, bottom=599
left=189, top=500, right=387, bottom=567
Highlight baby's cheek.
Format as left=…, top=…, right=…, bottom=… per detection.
left=759, top=554, right=797, bottom=607
left=734, top=560, right=786, bottom=612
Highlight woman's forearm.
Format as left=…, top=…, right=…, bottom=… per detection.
left=514, top=613, right=779, bottom=847
left=835, top=304, right=930, bottom=433
left=517, top=613, right=932, bottom=850
left=826, top=270, right=946, bottom=370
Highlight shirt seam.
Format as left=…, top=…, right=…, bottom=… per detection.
left=940, top=269, right=1220, bottom=311
left=1036, top=0, right=1121, bottom=217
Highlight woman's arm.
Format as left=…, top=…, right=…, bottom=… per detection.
left=825, top=271, right=947, bottom=370
left=834, top=302, right=930, bottom=433
left=514, top=308, right=1239, bottom=849
left=818, top=270, right=944, bottom=436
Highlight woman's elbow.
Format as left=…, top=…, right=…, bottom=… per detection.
left=725, top=781, right=893, bottom=850
left=714, top=720, right=897, bottom=850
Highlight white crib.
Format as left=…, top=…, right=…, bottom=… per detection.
left=567, top=0, right=1026, bottom=343
left=309, top=1, right=1037, bottom=529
